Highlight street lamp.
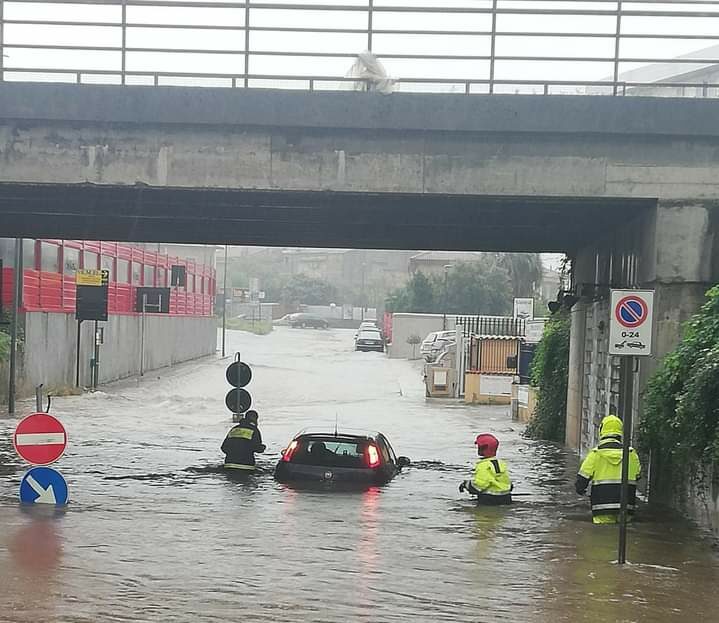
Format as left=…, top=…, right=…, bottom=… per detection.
left=442, top=264, right=453, bottom=330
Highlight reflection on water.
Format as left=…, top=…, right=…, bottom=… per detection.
left=0, top=327, right=718, bottom=622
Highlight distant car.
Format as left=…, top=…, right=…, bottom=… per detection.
left=355, top=328, right=384, bottom=352
left=354, top=321, right=381, bottom=340
left=421, top=330, right=456, bottom=360
left=288, top=313, right=329, bottom=329
left=274, top=429, right=410, bottom=484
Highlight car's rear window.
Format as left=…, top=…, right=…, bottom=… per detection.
left=290, top=438, right=368, bottom=468
left=358, top=330, right=381, bottom=339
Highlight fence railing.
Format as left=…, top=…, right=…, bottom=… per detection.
left=2, top=0, right=719, bottom=96
left=455, top=316, right=525, bottom=339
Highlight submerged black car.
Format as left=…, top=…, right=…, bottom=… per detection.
left=274, top=430, right=410, bottom=485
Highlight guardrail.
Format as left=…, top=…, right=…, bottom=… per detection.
left=2, top=0, right=719, bottom=96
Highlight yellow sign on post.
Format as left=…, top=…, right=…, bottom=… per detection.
left=76, top=270, right=109, bottom=287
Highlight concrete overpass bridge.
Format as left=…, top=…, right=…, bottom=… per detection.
left=0, top=82, right=717, bottom=456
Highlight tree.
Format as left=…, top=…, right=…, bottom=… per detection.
left=280, top=273, right=338, bottom=306
left=497, top=253, right=543, bottom=299
left=385, top=271, right=436, bottom=313
left=385, top=262, right=513, bottom=315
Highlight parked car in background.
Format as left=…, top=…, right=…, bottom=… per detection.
left=274, top=429, right=410, bottom=484
left=355, top=328, right=385, bottom=352
left=354, top=320, right=381, bottom=340
left=420, top=330, right=456, bottom=360
left=288, top=313, right=329, bottom=329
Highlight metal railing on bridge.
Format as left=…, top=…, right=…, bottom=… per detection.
left=2, top=0, right=719, bottom=96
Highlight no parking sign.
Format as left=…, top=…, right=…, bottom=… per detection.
left=609, top=290, right=654, bottom=356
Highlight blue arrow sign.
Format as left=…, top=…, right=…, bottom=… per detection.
left=19, top=467, right=68, bottom=505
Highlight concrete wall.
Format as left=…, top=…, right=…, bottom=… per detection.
left=565, top=200, right=719, bottom=529
left=388, top=313, right=456, bottom=359
left=15, top=312, right=216, bottom=394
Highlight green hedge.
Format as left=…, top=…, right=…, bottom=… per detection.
left=640, top=285, right=719, bottom=471
left=525, top=310, right=571, bottom=442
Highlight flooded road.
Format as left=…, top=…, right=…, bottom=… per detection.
left=1, top=327, right=718, bottom=622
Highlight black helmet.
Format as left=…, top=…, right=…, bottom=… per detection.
left=245, top=410, right=258, bottom=422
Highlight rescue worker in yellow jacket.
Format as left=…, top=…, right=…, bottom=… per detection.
left=221, top=410, right=266, bottom=471
left=459, top=433, right=512, bottom=505
left=575, top=414, right=641, bottom=524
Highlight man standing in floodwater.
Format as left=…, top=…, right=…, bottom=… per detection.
left=575, top=414, right=641, bottom=524
left=459, top=433, right=513, bottom=505
left=221, top=410, right=266, bottom=471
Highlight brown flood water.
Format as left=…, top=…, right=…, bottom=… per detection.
left=1, top=327, right=718, bottom=622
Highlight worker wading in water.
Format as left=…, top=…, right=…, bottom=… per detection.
left=221, top=410, right=266, bottom=471
left=575, top=414, right=642, bottom=524
left=459, top=433, right=512, bottom=505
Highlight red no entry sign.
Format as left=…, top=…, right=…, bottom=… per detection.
left=13, top=413, right=67, bottom=465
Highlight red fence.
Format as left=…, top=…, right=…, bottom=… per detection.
left=1, top=240, right=215, bottom=317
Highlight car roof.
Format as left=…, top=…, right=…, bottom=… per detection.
left=293, top=427, right=381, bottom=440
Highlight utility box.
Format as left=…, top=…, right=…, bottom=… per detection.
left=425, top=366, right=456, bottom=398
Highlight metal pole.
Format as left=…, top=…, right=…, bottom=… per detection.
left=0, top=0, right=5, bottom=81
left=35, top=384, right=42, bottom=412
left=612, top=0, right=623, bottom=95
left=93, top=320, right=100, bottom=389
left=244, top=0, right=251, bottom=88
left=121, top=0, right=127, bottom=85
left=367, top=0, right=373, bottom=52
left=443, top=271, right=448, bottom=330
left=618, top=354, right=635, bottom=564
left=140, top=294, right=146, bottom=376
left=488, top=0, right=498, bottom=94
left=75, top=319, right=82, bottom=387
left=8, top=238, right=22, bottom=414
left=222, top=245, right=228, bottom=357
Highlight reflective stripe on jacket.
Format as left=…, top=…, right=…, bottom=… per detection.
left=221, top=420, right=264, bottom=467
left=469, top=457, right=512, bottom=504
left=576, top=439, right=641, bottom=517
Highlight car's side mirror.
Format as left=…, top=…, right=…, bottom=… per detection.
left=280, top=448, right=286, bottom=457
left=396, top=456, right=411, bottom=468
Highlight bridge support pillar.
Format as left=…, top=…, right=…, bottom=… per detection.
left=566, top=201, right=719, bottom=454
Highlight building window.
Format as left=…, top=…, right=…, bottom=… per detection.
left=64, top=247, right=80, bottom=276
left=83, top=251, right=99, bottom=270
left=157, top=268, right=167, bottom=287
left=40, top=243, right=59, bottom=273
left=132, top=262, right=141, bottom=285
left=144, top=264, right=155, bottom=286
left=117, top=259, right=130, bottom=284
left=101, top=255, right=115, bottom=282
left=23, top=241, right=36, bottom=270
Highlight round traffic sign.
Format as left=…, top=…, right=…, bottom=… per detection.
left=225, top=388, right=252, bottom=414
left=226, top=361, right=252, bottom=388
left=13, top=413, right=67, bottom=465
left=19, top=467, right=69, bottom=505
left=615, top=295, right=648, bottom=328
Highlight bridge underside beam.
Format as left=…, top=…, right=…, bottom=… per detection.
left=0, top=183, right=654, bottom=253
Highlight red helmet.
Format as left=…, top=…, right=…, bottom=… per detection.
left=474, top=433, right=499, bottom=457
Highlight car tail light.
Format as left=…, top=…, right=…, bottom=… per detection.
left=282, top=440, right=299, bottom=462
left=367, top=444, right=381, bottom=468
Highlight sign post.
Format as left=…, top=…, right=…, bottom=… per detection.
left=609, top=289, right=654, bottom=565
left=13, top=411, right=69, bottom=506
left=513, top=297, right=534, bottom=320
left=225, top=353, right=252, bottom=422
left=75, top=269, right=109, bottom=388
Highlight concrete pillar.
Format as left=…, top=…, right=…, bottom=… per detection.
left=565, top=300, right=586, bottom=450
left=638, top=201, right=718, bottom=384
